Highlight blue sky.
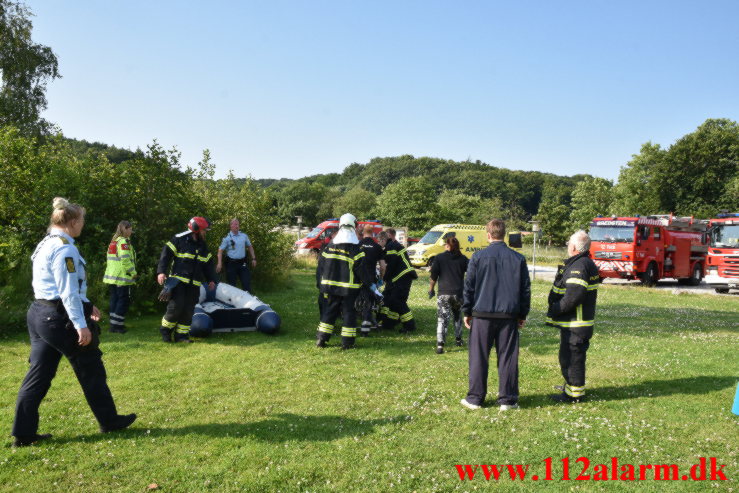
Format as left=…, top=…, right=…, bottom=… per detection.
left=31, top=0, right=739, bottom=181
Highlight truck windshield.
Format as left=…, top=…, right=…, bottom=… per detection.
left=418, top=231, right=443, bottom=245
left=710, top=224, right=739, bottom=248
left=306, top=226, right=324, bottom=239
left=589, top=226, right=634, bottom=243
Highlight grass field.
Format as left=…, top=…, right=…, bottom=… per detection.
left=1, top=269, right=737, bottom=492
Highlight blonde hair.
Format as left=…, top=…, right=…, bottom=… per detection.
left=486, top=218, right=506, bottom=240
left=49, top=197, right=85, bottom=228
left=112, top=220, right=132, bottom=242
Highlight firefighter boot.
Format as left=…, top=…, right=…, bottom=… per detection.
left=316, top=331, right=330, bottom=348
left=341, top=336, right=356, bottom=350
left=360, top=321, right=372, bottom=337
left=173, top=332, right=193, bottom=344
left=399, top=318, right=416, bottom=334
left=159, top=327, right=173, bottom=343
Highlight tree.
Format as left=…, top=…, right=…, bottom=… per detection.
left=569, top=177, right=614, bottom=230
left=332, top=186, right=377, bottom=219
left=0, top=0, right=60, bottom=135
left=610, top=142, right=665, bottom=216
left=272, top=181, right=331, bottom=226
left=535, top=180, right=572, bottom=245
left=375, top=177, right=440, bottom=230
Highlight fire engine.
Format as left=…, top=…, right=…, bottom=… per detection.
left=589, top=215, right=708, bottom=286
left=294, top=219, right=383, bottom=255
left=705, top=212, right=739, bottom=293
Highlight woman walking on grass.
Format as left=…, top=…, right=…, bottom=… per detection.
left=103, top=220, right=137, bottom=333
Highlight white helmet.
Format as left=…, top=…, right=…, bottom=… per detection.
left=339, top=213, right=356, bottom=229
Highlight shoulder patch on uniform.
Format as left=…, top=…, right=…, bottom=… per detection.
left=59, top=237, right=69, bottom=244
left=65, top=257, right=76, bottom=272
left=121, top=243, right=130, bottom=250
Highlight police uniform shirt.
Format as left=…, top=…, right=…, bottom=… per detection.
left=219, top=231, right=252, bottom=260
left=31, top=227, right=89, bottom=330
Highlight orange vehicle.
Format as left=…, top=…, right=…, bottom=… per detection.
left=294, top=219, right=383, bottom=255
left=588, top=215, right=708, bottom=286
left=705, top=212, right=739, bottom=293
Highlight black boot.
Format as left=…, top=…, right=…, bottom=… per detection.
left=159, top=327, right=173, bottom=342
left=13, top=433, right=52, bottom=447
left=173, top=332, right=193, bottom=343
left=341, top=336, right=356, bottom=350
left=316, top=331, right=330, bottom=348
left=100, top=413, right=137, bottom=433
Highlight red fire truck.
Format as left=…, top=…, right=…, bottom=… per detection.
left=588, top=215, right=708, bottom=286
left=704, top=212, right=739, bottom=293
left=294, top=219, right=383, bottom=255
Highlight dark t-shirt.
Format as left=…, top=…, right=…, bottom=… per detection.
left=430, top=251, right=468, bottom=297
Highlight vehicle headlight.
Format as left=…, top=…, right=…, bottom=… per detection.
left=707, top=267, right=718, bottom=275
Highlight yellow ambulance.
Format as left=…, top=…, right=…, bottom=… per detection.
left=407, top=224, right=488, bottom=267
left=408, top=224, right=523, bottom=267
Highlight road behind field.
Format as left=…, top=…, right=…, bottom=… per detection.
left=528, top=265, right=738, bottom=296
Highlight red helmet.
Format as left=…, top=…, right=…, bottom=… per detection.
left=188, top=216, right=211, bottom=232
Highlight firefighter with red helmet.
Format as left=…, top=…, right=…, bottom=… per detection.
left=156, top=217, right=217, bottom=343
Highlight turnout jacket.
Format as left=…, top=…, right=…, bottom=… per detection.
left=546, top=251, right=600, bottom=330
left=319, top=241, right=371, bottom=296
left=157, top=231, right=217, bottom=287
left=382, top=239, right=417, bottom=284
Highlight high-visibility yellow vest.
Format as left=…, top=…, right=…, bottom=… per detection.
left=103, top=237, right=137, bottom=286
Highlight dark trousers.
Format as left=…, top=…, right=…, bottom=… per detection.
left=317, top=292, right=358, bottom=344
left=13, top=302, right=118, bottom=437
left=559, top=327, right=592, bottom=390
left=358, top=286, right=376, bottom=332
left=466, top=317, right=519, bottom=406
left=161, top=283, right=200, bottom=337
left=108, top=285, right=131, bottom=329
left=225, top=258, right=251, bottom=293
left=379, top=278, right=415, bottom=331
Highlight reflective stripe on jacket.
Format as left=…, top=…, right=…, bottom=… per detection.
left=157, top=231, right=217, bottom=287
left=546, top=251, right=600, bottom=330
left=319, top=242, right=369, bottom=296
left=383, top=239, right=418, bottom=284
left=103, top=237, right=136, bottom=286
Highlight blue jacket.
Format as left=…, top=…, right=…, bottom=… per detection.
left=462, top=241, right=531, bottom=319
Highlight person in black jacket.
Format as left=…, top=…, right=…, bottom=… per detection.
left=377, top=228, right=418, bottom=333
left=357, top=224, right=383, bottom=336
left=461, top=219, right=530, bottom=411
left=429, top=236, right=468, bottom=353
left=156, top=217, right=217, bottom=343
left=546, top=230, right=600, bottom=403
left=316, top=214, right=377, bottom=350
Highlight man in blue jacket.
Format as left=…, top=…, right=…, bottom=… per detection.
left=461, top=219, right=531, bottom=411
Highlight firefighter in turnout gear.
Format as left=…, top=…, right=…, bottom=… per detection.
left=377, top=228, right=418, bottom=333
left=357, top=224, right=384, bottom=336
left=157, top=217, right=217, bottom=343
left=316, top=213, right=377, bottom=350
left=546, top=230, right=600, bottom=403
left=103, top=221, right=136, bottom=333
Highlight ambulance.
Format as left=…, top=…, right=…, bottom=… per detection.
left=407, top=224, right=521, bottom=267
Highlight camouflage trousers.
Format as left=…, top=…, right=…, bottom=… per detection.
left=437, top=294, right=463, bottom=344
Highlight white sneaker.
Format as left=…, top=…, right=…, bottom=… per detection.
left=460, top=398, right=481, bottom=410
left=499, top=403, right=519, bottom=411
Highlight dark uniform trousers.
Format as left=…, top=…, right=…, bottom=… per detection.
left=161, top=283, right=201, bottom=341
left=13, top=302, right=118, bottom=437
left=467, top=317, right=519, bottom=406
left=317, top=292, right=358, bottom=346
left=379, top=277, right=415, bottom=331
left=559, top=327, right=593, bottom=390
left=225, top=257, right=251, bottom=293
left=108, top=285, right=131, bottom=329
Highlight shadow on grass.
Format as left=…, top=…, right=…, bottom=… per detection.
left=522, top=375, right=737, bottom=408
left=53, top=413, right=403, bottom=445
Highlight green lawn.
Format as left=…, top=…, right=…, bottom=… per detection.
left=1, top=270, right=737, bottom=492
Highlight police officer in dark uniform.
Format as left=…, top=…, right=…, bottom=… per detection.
left=377, top=228, right=418, bottom=333
left=357, top=224, right=383, bottom=336
left=12, top=197, right=136, bottom=447
left=546, top=230, right=600, bottom=403
left=157, top=217, right=217, bottom=343
left=316, top=214, right=377, bottom=350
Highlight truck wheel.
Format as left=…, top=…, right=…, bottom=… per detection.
left=642, top=262, right=659, bottom=287
left=715, top=288, right=729, bottom=294
left=686, top=263, right=703, bottom=286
